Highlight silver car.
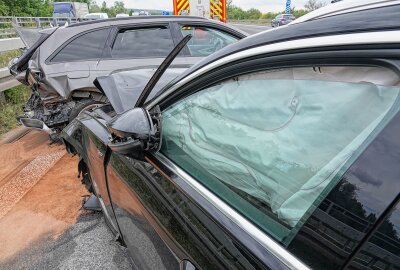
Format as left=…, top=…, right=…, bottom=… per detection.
left=9, top=16, right=246, bottom=136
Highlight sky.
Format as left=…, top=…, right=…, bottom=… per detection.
left=98, top=0, right=331, bottom=13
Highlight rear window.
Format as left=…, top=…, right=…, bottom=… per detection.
left=51, top=28, right=110, bottom=63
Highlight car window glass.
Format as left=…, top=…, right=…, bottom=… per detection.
left=111, top=27, right=174, bottom=58
left=160, top=66, right=400, bottom=246
left=51, top=28, right=109, bottom=63
left=180, top=26, right=238, bottom=57
left=288, top=105, right=400, bottom=269
left=349, top=202, right=400, bottom=269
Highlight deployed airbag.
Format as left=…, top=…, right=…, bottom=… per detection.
left=161, top=72, right=400, bottom=230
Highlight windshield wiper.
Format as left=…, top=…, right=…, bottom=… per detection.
left=135, top=34, right=192, bottom=107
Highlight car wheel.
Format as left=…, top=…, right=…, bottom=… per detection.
left=69, top=99, right=103, bottom=122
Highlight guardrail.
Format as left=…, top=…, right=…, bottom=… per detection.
left=227, top=19, right=272, bottom=24
left=0, top=37, right=24, bottom=93
left=0, top=16, right=94, bottom=29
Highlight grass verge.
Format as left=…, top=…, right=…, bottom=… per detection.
left=0, top=85, right=31, bottom=135
left=0, top=49, right=21, bottom=68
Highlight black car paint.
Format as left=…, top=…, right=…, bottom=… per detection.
left=62, top=51, right=400, bottom=269
left=106, top=152, right=271, bottom=269
left=61, top=9, right=400, bottom=269
left=64, top=107, right=278, bottom=269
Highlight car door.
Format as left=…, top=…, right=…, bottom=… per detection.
left=105, top=48, right=400, bottom=270
left=95, top=23, right=191, bottom=78
left=79, top=108, right=121, bottom=236
left=42, top=28, right=111, bottom=97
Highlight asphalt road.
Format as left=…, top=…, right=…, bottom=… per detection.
left=1, top=213, right=133, bottom=270
left=230, top=23, right=272, bottom=35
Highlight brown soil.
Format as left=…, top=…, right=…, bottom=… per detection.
left=0, top=129, right=88, bottom=261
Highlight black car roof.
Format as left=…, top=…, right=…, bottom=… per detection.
left=67, top=15, right=208, bottom=28
left=180, top=4, right=400, bottom=78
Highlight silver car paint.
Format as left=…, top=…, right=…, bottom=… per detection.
left=27, top=17, right=245, bottom=104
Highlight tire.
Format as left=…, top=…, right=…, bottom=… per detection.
left=69, top=99, right=103, bottom=122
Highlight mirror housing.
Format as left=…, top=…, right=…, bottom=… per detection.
left=106, top=107, right=161, bottom=160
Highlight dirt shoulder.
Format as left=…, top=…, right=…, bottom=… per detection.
left=0, top=128, right=132, bottom=269
left=0, top=129, right=87, bottom=261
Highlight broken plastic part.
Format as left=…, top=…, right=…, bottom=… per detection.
left=82, top=194, right=102, bottom=212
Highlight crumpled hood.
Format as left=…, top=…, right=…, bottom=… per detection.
left=95, top=67, right=187, bottom=114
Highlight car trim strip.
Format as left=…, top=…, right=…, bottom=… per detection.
left=156, top=153, right=311, bottom=270
left=146, top=30, right=400, bottom=109
left=291, top=0, right=400, bottom=24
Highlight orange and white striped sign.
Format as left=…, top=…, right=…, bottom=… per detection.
left=174, top=0, right=190, bottom=15
left=173, top=0, right=226, bottom=23
left=210, top=0, right=226, bottom=23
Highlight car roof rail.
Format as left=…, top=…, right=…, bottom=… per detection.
left=67, top=15, right=208, bottom=28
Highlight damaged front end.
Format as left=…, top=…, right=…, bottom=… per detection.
left=9, top=27, right=73, bottom=137
left=17, top=68, right=76, bottom=139
left=20, top=80, right=75, bottom=132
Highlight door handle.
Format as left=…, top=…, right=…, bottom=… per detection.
left=180, top=259, right=196, bottom=270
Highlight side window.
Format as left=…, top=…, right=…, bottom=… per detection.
left=180, top=25, right=239, bottom=57
left=159, top=66, right=400, bottom=267
left=111, top=27, right=174, bottom=58
left=51, top=28, right=109, bottom=63
left=288, top=101, right=400, bottom=269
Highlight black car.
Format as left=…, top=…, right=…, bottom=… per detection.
left=62, top=1, right=400, bottom=269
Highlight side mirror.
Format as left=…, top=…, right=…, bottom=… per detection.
left=106, top=107, right=160, bottom=160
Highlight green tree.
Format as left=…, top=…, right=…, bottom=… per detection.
left=246, top=8, right=261, bottom=19
left=101, top=1, right=107, bottom=12
left=0, top=0, right=52, bottom=16
left=290, top=8, right=308, bottom=18
left=227, top=5, right=246, bottom=20
left=113, top=1, right=128, bottom=14
left=89, top=0, right=101, bottom=13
